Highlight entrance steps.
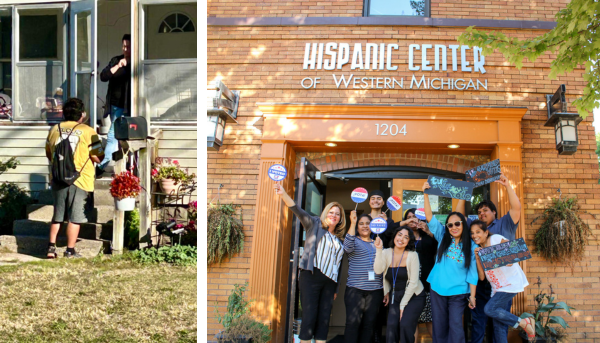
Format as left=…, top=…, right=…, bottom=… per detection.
left=0, top=179, right=116, bottom=259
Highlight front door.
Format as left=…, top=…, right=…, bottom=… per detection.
left=286, top=157, right=326, bottom=342
left=69, top=0, right=96, bottom=129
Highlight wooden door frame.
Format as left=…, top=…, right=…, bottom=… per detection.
left=249, top=104, right=527, bottom=342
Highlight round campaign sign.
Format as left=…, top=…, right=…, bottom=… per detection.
left=386, top=196, right=402, bottom=212
left=267, top=164, right=287, bottom=182
left=351, top=187, right=369, bottom=203
left=415, top=208, right=426, bottom=220
left=370, top=217, right=388, bottom=235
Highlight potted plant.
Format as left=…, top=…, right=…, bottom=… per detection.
left=151, top=157, right=195, bottom=194
left=208, top=203, right=244, bottom=265
left=180, top=200, right=197, bottom=246
left=519, top=276, right=574, bottom=343
left=531, top=197, right=592, bottom=272
left=215, top=283, right=272, bottom=343
left=110, top=171, right=142, bottom=211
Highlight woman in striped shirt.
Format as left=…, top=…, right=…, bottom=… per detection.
left=343, top=211, right=384, bottom=343
left=274, top=184, right=346, bottom=343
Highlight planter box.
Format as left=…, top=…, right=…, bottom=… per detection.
left=519, top=330, right=557, bottom=343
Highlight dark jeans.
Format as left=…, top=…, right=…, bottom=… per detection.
left=471, top=280, right=513, bottom=343
left=298, top=268, right=337, bottom=340
left=386, top=290, right=426, bottom=343
left=344, top=287, right=384, bottom=343
left=431, top=290, right=469, bottom=343
left=484, top=292, right=520, bottom=343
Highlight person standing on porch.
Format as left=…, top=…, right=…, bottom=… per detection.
left=343, top=211, right=384, bottom=343
left=274, top=184, right=346, bottom=343
left=456, top=174, right=521, bottom=343
left=45, top=98, right=102, bottom=258
left=422, top=181, right=478, bottom=343
left=96, top=34, right=131, bottom=177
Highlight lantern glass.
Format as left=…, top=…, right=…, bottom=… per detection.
left=216, top=116, right=225, bottom=142
left=555, top=122, right=562, bottom=145
left=562, top=120, right=577, bottom=142
left=207, top=115, right=218, bottom=139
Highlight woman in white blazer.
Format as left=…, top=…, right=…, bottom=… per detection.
left=374, top=227, right=426, bottom=343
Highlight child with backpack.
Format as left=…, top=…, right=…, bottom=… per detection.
left=44, top=98, right=103, bottom=258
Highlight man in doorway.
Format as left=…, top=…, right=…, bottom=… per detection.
left=459, top=173, right=521, bottom=343
left=96, top=34, right=131, bottom=177
left=45, top=98, right=102, bottom=258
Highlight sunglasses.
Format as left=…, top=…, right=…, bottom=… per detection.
left=446, top=221, right=463, bottom=229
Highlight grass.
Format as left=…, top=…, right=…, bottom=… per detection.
left=0, top=255, right=197, bottom=343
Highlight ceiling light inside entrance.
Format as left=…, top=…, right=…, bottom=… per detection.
left=325, top=143, right=337, bottom=147
left=447, top=144, right=460, bottom=149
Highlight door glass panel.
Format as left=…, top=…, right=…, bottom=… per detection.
left=16, top=64, right=64, bottom=120
left=19, top=12, right=61, bottom=60
left=403, top=190, right=453, bottom=223
left=76, top=11, right=91, bottom=72
left=76, top=73, right=90, bottom=119
left=305, top=180, right=323, bottom=216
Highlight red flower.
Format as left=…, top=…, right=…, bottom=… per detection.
left=151, top=169, right=158, bottom=176
left=110, top=171, right=142, bottom=200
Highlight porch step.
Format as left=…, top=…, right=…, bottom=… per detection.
left=26, top=204, right=115, bottom=224
left=0, top=235, right=107, bottom=258
left=13, top=220, right=112, bottom=241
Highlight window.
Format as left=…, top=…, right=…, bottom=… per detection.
left=365, top=0, right=428, bottom=16
left=141, top=4, right=196, bottom=122
left=158, top=13, right=195, bottom=33
left=0, top=7, right=12, bottom=103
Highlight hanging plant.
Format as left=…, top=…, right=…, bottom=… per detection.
left=208, top=203, right=245, bottom=265
left=531, top=197, right=592, bottom=272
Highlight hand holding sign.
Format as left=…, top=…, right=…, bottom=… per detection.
left=386, top=196, right=402, bottom=213
left=351, top=187, right=368, bottom=210
left=370, top=217, right=387, bottom=235
left=477, top=238, right=532, bottom=271
left=268, top=164, right=287, bottom=182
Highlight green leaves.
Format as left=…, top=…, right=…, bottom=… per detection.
left=457, top=0, right=600, bottom=118
left=208, top=203, right=245, bottom=265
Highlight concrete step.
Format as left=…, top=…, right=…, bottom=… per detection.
left=0, top=235, right=107, bottom=258
left=13, top=220, right=112, bottom=241
left=0, top=252, right=43, bottom=264
left=26, top=204, right=115, bottom=224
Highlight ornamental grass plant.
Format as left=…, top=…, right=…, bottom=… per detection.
left=531, top=197, right=592, bottom=272
left=208, top=203, right=244, bottom=265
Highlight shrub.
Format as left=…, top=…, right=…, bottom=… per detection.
left=0, top=158, right=32, bottom=235
left=129, top=245, right=197, bottom=266
left=124, top=208, right=140, bottom=250
left=216, top=283, right=271, bottom=343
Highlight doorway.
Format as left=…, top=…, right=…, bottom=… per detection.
left=287, top=159, right=490, bottom=343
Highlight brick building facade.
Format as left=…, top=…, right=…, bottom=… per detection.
left=207, top=1, right=599, bottom=341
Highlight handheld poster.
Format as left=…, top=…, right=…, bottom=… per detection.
left=425, top=175, right=474, bottom=201
left=465, top=159, right=502, bottom=188
left=370, top=217, right=387, bottom=235
left=477, top=238, right=532, bottom=271
left=351, top=187, right=369, bottom=210
left=268, top=164, right=287, bottom=182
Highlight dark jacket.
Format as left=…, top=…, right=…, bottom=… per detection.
left=100, top=54, right=130, bottom=118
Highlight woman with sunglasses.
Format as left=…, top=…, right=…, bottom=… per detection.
left=343, top=211, right=384, bottom=343
left=374, top=227, right=425, bottom=343
left=422, top=181, right=478, bottom=343
left=274, top=184, right=347, bottom=343
left=402, top=208, right=437, bottom=341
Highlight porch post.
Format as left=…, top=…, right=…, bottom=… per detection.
left=248, top=141, right=296, bottom=342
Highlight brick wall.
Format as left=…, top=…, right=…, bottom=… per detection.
left=207, top=23, right=600, bottom=341
left=208, top=0, right=569, bottom=20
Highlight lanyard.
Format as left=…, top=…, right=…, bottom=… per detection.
left=365, top=239, right=375, bottom=270
left=391, top=250, right=405, bottom=304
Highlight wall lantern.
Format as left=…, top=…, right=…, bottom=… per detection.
left=207, top=80, right=239, bottom=151
left=544, top=84, right=582, bottom=155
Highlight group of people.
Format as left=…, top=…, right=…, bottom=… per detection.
left=273, top=174, right=536, bottom=343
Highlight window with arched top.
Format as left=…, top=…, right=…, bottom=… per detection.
left=158, top=13, right=195, bottom=33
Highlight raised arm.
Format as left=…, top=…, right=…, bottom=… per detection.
left=474, top=247, right=485, bottom=281
left=422, top=181, right=433, bottom=223
left=274, top=184, right=296, bottom=208
left=455, top=199, right=467, bottom=216
left=496, top=173, right=521, bottom=224
left=347, top=210, right=357, bottom=236
left=373, top=236, right=387, bottom=274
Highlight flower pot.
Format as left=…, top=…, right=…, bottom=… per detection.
left=115, top=197, right=136, bottom=211
left=214, top=331, right=252, bottom=343
left=160, top=178, right=181, bottom=194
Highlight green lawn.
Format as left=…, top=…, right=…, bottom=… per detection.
left=0, top=256, right=197, bottom=343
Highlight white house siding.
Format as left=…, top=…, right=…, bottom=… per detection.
left=0, top=127, right=52, bottom=192
left=155, top=128, right=197, bottom=194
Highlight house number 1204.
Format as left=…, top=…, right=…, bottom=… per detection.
left=375, top=124, right=407, bottom=136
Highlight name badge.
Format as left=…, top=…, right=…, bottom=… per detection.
left=368, top=271, right=375, bottom=281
